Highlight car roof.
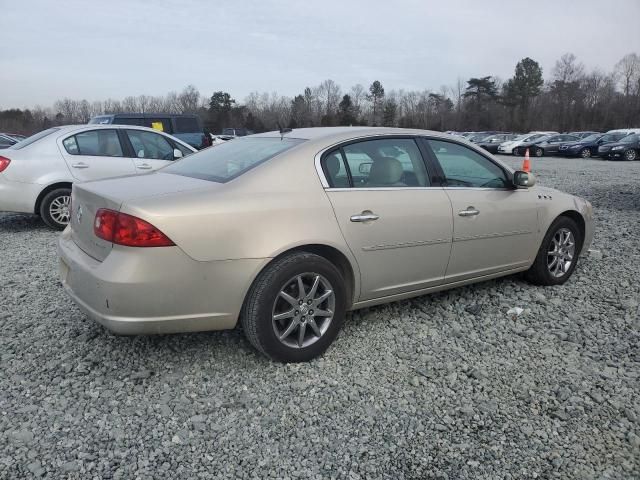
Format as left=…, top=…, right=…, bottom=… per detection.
left=251, top=126, right=454, bottom=142
left=43, top=124, right=196, bottom=150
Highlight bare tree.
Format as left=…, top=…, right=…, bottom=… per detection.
left=614, top=53, right=640, bottom=97
left=178, top=85, right=201, bottom=113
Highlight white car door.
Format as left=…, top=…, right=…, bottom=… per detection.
left=123, top=129, right=178, bottom=173
left=59, top=129, right=137, bottom=181
left=321, top=137, right=454, bottom=301
left=424, top=138, right=539, bottom=282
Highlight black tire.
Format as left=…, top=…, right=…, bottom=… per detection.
left=580, top=148, right=591, bottom=159
left=240, top=252, right=347, bottom=362
left=625, top=149, right=637, bottom=161
left=525, top=216, right=582, bottom=286
left=39, top=188, right=72, bottom=230
left=535, top=147, right=544, bottom=157
left=512, top=148, right=519, bottom=156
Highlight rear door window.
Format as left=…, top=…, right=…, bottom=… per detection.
left=63, top=130, right=123, bottom=157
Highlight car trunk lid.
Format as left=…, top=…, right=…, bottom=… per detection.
left=70, top=172, right=213, bottom=261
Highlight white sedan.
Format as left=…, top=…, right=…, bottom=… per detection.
left=0, top=125, right=196, bottom=229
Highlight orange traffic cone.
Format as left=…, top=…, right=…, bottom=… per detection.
left=522, top=148, right=531, bottom=173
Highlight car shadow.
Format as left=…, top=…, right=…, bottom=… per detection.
left=0, top=213, right=49, bottom=232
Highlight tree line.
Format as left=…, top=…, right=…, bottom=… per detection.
left=1, top=52, right=639, bottom=136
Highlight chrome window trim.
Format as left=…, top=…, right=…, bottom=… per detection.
left=314, top=132, right=515, bottom=190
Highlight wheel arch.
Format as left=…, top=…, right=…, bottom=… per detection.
left=558, top=210, right=586, bottom=247
left=247, top=244, right=359, bottom=311
left=34, top=181, right=73, bottom=215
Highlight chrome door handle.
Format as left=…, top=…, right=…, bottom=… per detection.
left=350, top=211, right=380, bottom=222
left=458, top=207, right=480, bottom=217
left=136, top=163, right=152, bottom=170
left=71, top=163, right=89, bottom=169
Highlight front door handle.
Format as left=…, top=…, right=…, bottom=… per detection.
left=71, top=163, right=89, bottom=169
left=136, top=163, right=152, bottom=170
left=458, top=206, right=480, bottom=217
left=350, top=211, right=380, bottom=222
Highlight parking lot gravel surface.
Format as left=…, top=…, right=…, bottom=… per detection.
left=1, top=156, right=639, bottom=479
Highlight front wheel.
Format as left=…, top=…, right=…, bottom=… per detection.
left=625, top=149, right=637, bottom=161
left=40, top=188, right=72, bottom=230
left=535, top=147, right=544, bottom=157
left=241, top=252, right=347, bottom=362
left=580, top=148, right=591, bottom=159
left=525, top=216, right=582, bottom=286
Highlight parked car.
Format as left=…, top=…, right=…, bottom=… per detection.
left=476, top=134, right=519, bottom=154
left=514, top=134, right=579, bottom=157
left=220, top=128, right=255, bottom=139
left=598, top=133, right=639, bottom=161
left=1, top=132, right=26, bottom=142
left=467, top=131, right=503, bottom=142
left=57, top=126, right=593, bottom=362
left=568, top=131, right=600, bottom=139
left=497, top=132, right=557, bottom=155
left=0, top=125, right=196, bottom=229
left=0, top=134, right=17, bottom=149
left=89, top=113, right=211, bottom=150
left=558, top=132, right=629, bottom=158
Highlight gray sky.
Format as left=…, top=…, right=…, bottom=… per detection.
left=1, top=0, right=639, bottom=109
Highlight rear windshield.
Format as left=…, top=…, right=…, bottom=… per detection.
left=174, top=117, right=201, bottom=133
left=10, top=128, right=60, bottom=149
left=164, top=137, right=305, bottom=183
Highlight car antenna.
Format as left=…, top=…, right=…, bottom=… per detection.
left=277, top=123, right=292, bottom=140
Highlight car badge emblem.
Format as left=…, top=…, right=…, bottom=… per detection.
left=77, top=205, right=83, bottom=224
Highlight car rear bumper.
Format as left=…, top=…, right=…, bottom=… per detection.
left=57, top=228, right=269, bottom=335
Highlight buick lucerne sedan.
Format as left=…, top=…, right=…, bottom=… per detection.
left=58, top=127, right=594, bottom=362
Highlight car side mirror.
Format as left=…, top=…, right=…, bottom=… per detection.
left=173, top=148, right=183, bottom=160
left=513, top=170, right=536, bottom=188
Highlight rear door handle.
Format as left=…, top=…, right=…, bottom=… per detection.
left=458, top=207, right=480, bottom=217
left=350, top=211, right=380, bottom=222
left=71, top=163, right=89, bottom=169
left=136, top=163, right=152, bottom=170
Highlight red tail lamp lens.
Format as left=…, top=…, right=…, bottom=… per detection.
left=94, top=209, right=174, bottom=247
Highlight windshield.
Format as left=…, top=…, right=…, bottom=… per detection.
left=10, top=128, right=60, bottom=149
left=164, top=136, right=305, bottom=183
left=580, top=134, right=600, bottom=143
left=532, top=135, right=552, bottom=143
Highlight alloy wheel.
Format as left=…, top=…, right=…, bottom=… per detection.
left=625, top=150, right=637, bottom=161
left=272, top=273, right=335, bottom=348
left=580, top=148, right=591, bottom=158
left=547, top=228, right=575, bottom=278
left=535, top=148, right=543, bottom=157
left=49, top=195, right=71, bottom=226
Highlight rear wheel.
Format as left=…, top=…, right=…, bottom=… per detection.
left=580, top=148, right=591, bottom=158
left=241, top=252, right=346, bottom=362
left=40, top=188, right=72, bottom=230
left=525, top=216, right=581, bottom=286
left=625, top=149, right=637, bottom=161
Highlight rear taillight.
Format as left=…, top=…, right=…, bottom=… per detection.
left=0, top=156, right=10, bottom=173
left=94, top=209, right=175, bottom=247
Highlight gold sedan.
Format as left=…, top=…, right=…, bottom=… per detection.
left=58, top=127, right=594, bottom=362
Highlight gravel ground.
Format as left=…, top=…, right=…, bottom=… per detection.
left=1, top=156, right=639, bottom=479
